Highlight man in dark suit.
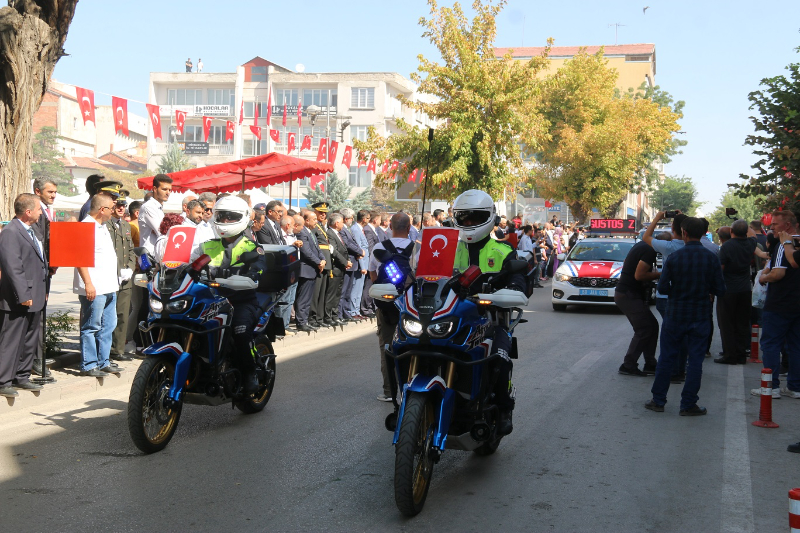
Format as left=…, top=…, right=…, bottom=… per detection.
left=337, top=209, right=364, bottom=322
left=325, top=213, right=350, bottom=326
left=0, top=194, right=48, bottom=397
left=295, top=211, right=325, bottom=332
left=30, top=178, right=58, bottom=377
left=310, top=202, right=333, bottom=328
left=107, top=193, right=137, bottom=362
left=361, top=211, right=380, bottom=318
left=256, top=200, right=284, bottom=245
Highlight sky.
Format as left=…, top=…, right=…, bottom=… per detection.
left=52, top=0, right=800, bottom=212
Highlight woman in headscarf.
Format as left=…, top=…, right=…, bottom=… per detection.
left=552, top=226, right=564, bottom=273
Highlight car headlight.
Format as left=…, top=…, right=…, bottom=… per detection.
left=149, top=297, right=163, bottom=313
left=555, top=272, right=572, bottom=282
left=402, top=318, right=423, bottom=337
left=166, top=298, right=191, bottom=313
left=427, top=320, right=455, bottom=338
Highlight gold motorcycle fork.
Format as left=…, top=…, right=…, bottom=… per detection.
left=444, top=361, right=456, bottom=388
left=407, top=355, right=418, bottom=383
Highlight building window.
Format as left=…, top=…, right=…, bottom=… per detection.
left=301, top=88, right=338, bottom=109
left=168, top=89, right=203, bottom=106
left=350, top=125, right=368, bottom=143
left=208, top=125, right=232, bottom=145
left=251, top=66, right=267, bottom=82
left=276, top=89, right=299, bottom=107
left=276, top=126, right=299, bottom=149
left=177, top=125, right=202, bottom=142
left=351, top=87, right=375, bottom=109
left=243, top=138, right=268, bottom=156
left=243, top=102, right=269, bottom=119
left=625, top=55, right=651, bottom=62
left=207, top=89, right=235, bottom=110
left=348, top=166, right=370, bottom=187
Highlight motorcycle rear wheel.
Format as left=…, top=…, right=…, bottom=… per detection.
left=394, top=392, right=436, bottom=517
left=236, top=336, right=276, bottom=414
left=128, top=356, right=182, bottom=454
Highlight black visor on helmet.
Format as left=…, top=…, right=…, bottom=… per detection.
left=454, top=209, right=492, bottom=227
left=215, top=210, right=244, bottom=223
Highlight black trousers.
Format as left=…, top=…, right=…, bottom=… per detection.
left=231, top=298, right=259, bottom=373
left=295, top=277, right=316, bottom=326
left=0, top=310, right=41, bottom=386
left=311, top=272, right=329, bottom=323
left=717, top=290, right=752, bottom=360
left=376, top=308, right=396, bottom=396
left=326, top=268, right=344, bottom=321
left=361, top=276, right=376, bottom=314
left=615, top=290, right=659, bottom=368
left=491, top=325, right=514, bottom=411
left=339, top=271, right=355, bottom=318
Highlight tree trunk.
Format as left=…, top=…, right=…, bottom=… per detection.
left=0, top=0, right=78, bottom=220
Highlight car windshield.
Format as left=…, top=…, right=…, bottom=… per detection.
left=567, top=241, right=634, bottom=262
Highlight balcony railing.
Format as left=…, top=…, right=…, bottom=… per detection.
left=150, top=142, right=234, bottom=156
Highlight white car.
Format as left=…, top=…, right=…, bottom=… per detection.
left=551, top=238, right=636, bottom=311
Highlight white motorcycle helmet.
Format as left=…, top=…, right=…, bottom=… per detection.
left=452, top=189, right=498, bottom=243
left=212, top=195, right=251, bottom=239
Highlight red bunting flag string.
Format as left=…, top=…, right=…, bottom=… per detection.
left=111, top=96, right=128, bottom=136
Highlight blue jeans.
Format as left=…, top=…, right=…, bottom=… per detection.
left=278, top=283, right=297, bottom=328
left=655, top=298, right=688, bottom=377
left=651, top=318, right=711, bottom=409
left=350, top=271, right=365, bottom=317
left=760, top=309, right=800, bottom=391
left=79, top=293, right=117, bottom=371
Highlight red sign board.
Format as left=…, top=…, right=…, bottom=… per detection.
left=49, top=222, right=95, bottom=267
left=589, top=219, right=637, bottom=233
left=416, top=227, right=460, bottom=277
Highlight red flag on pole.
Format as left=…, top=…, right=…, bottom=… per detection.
left=250, top=126, right=261, bottom=140
left=287, top=132, right=296, bottom=152
left=239, top=98, right=244, bottom=125
left=146, top=104, right=162, bottom=140
left=358, top=154, right=366, bottom=167
left=253, top=100, right=259, bottom=126
left=407, top=169, right=418, bottom=183
left=111, top=96, right=128, bottom=136
left=300, top=135, right=312, bottom=151
left=76, top=87, right=96, bottom=125
left=390, top=160, right=399, bottom=174
left=544, top=200, right=553, bottom=208
left=310, top=174, right=325, bottom=191
left=298, top=99, right=302, bottom=127
left=415, top=228, right=460, bottom=277
left=161, top=226, right=197, bottom=264
left=381, top=160, right=389, bottom=173
left=282, top=103, right=287, bottom=127
left=341, top=145, right=353, bottom=168
left=266, top=88, right=272, bottom=125
left=316, top=138, right=328, bottom=162
left=175, top=110, right=186, bottom=136
left=367, top=157, right=377, bottom=173
left=225, top=120, right=235, bottom=142
left=328, top=140, right=339, bottom=163
left=270, top=129, right=280, bottom=143
left=202, top=116, right=212, bottom=142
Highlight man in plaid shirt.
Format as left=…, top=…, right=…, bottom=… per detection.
left=646, top=217, right=726, bottom=416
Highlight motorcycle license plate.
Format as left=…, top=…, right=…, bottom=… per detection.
left=579, top=289, right=608, bottom=296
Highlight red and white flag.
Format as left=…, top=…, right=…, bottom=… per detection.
left=287, top=132, right=296, bottom=152
left=270, top=129, right=280, bottom=143
left=202, top=116, right=212, bottom=142
left=266, top=88, right=272, bottom=124
left=175, top=110, right=186, bottom=136
left=415, top=227, right=460, bottom=277
left=407, top=168, right=418, bottom=183
left=239, top=99, right=244, bottom=125
left=161, top=226, right=197, bottom=264
left=253, top=100, right=259, bottom=126
left=250, top=125, right=261, bottom=140
left=341, top=145, right=353, bottom=168
left=328, top=140, right=339, bottom=164
left=358, top=154, right=366, bottom=167
left=390, top=160, right=399, bottom=174
left=111, top=96, right=128, bottom=136
left=381, top=160, right=389, bottom=173
left=282, top=103, right=287, bottom=127
left=367, top=157, right=377, bottom=173
left=300, top=134, right=312, bottom=151
left=310, top=174, right=325, bottom=191
left=225, top=120, right=235, bottom=142
left=317, top=138, right=328, bottom=162
left=297, top=99, right=302, bottom=127
left=146, top=103, right=162, bottom=140
left=76, top=87, right=95, bottom=125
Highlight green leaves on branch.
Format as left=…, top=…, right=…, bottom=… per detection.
left=649, top=175, right=701, bottom=216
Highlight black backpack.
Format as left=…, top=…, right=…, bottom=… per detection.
left=373, top=240, right=415, bottom=321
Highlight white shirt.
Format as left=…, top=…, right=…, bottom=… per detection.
left=73, top=216, right=120, bottom=296
left=18, top=219, right=44, bottom=258
left=282, top=230, right=295, bottom=246
left=197, top=60, right=203, bottom=72
left=369, top=237, right=414, bottom=273
left=139, top=197, right=164, bottom=254
left=518, top=234, right=534, bottom=252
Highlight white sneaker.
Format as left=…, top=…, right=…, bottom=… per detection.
left=781, top=387, right=800, bottom=399
left=283, top=329, right=296, bottom=336
left=750, top=387, right=781, bottom=399
left=124, top=341, right=137, bottom=354
left=377, top=394, right=393, bottom=402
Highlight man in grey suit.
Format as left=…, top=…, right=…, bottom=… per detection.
left=30, top=178, right=58, bottom=377
left=325, top=213, right=350, bottom=327
left=361, top=211, right=380, bottom=318
left=349, top=210, right=371, bottom=320
left=338, top=209, right=365, bottom=321
left=0, top=194, right=48, bottom=397
left=295, top=211, right=325, bottom=332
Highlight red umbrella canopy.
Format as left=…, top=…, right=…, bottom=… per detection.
left=137, top=152, right=334, bottom=193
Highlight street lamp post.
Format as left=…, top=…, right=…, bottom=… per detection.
left=307, top=100, right=352, bottom=204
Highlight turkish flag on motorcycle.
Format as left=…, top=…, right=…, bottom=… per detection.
left=416, top=227, right=460, bottom=277
left=112, top=96, right=128, bottom=136
left=161, top=226, right=197, bottom=264
left=76, top=87, right=95, bottom=125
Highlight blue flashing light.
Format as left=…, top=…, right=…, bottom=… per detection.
left=384, top=261, right=405, bottom=285
left=139, top=254, right=152, bottom=271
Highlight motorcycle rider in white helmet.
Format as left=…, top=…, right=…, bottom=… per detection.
left=202, top=195, right=267, bottom=395
left=452, top=189, right=526, bottom=435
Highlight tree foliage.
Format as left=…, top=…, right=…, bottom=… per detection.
left=732, top=49, right=800, bottom=214
left=32, top=126, right=74, bottom=195
left=157, top=143, right=193, bottom=174
left=706, top=188, right=766, bottom=236
left=532, top=51, right=683, bottom=222
left=353, top=0, right=550, bottom=202
left=649, top=176, right=701, bottom=216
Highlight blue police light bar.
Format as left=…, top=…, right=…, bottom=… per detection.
left=384, top=261, right=405, bottom=285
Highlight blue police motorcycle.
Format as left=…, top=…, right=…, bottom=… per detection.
left=127, top=247, right=293, bottom=454
left=370, top=246, right=529, bottom=516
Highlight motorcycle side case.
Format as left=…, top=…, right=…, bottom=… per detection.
left=258, top=244, right=301, bottom=292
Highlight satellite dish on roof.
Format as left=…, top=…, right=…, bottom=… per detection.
left=295, top=63, right=305, bottom=73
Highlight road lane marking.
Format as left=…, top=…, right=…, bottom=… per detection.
left=550, top=350, right=604, bottom=385
left=721, top=364, right=755, bottom=533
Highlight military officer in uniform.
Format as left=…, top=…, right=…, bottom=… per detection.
left=107, top=190, right=137, bottom=362
left=310, top=202, right=333, bottom=328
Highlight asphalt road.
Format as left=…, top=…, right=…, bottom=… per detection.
left=1, top=286, right=798, bottom=532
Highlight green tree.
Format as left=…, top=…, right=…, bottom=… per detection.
left=533, top=50, right=682, bottom=222
left=354, top=0, right=550, bottom=202
left=157, top=143, right=192, bottom=173
left=732, top=48, right=800, bottom=213
left=649, top=176, right=701, bottom=215
left=706, top=188, right=766, bottom=236
left=31, top=126, right=74, bottom=195
left=303, top=173, right=353, bottom=212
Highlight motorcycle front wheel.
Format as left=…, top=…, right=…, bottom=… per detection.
left=394, top=392, right=437, bottom=517
left=128, top=356, right=182, bottom=454
left=236, top=336, right=276, bottom=414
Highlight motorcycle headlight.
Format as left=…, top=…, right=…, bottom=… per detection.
left=166, top=298, right=191, bottom=313
left=555, top=272, right=572, bottom=282
left=402, top=318, right=423, bottom=337
left=149, top=297, right=163, bottom=313
left=427, top=320, right=455, bottom=338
